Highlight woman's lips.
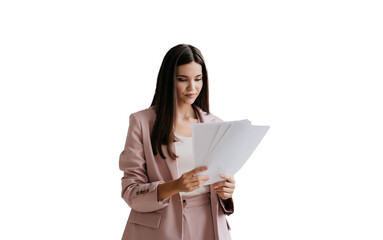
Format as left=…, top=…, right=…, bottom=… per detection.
left=185, top=94, right=196, bottom=98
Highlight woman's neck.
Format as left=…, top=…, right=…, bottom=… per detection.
left=176, top=103, right=196, bottom=121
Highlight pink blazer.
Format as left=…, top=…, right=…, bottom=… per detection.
left=119, top=105, right=234, bottom=240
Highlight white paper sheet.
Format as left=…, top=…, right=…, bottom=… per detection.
left=192, top=120, right=269, bottom=185
left=192, top=119, right=251, bottom=166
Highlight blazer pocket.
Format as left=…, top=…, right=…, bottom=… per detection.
left=129, top=211, right=163, bottom=229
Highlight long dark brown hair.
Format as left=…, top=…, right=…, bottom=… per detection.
left=150, top=44, right=210, bottom=159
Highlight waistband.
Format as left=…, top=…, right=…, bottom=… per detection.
left=182, top=192, right=210, bottom=208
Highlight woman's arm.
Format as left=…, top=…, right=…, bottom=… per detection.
left=119, top=113, right=169, bottom=212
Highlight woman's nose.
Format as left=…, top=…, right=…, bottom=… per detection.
left=187, top=80, right=196, bottom=89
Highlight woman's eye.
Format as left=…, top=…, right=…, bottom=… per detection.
left=177, top=78, right=187, bottom=82
left=195, top=79, right=202, bottom=81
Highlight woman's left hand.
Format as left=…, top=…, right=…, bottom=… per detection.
left=212, top=174, right=235, bottom=200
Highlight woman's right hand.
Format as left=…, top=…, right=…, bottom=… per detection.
left=175, top=166, right=210, bottom=192
left=157, top=166, right=209, bottom=201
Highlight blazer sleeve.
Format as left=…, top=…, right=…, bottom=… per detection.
left=119, top=113, right=170, bottom=212
left=218, top=197, right=234, bottom=215
left=211, top=114, right=235, bottom=215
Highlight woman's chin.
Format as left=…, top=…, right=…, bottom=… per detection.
left=180, top=98, right=196, bottom=105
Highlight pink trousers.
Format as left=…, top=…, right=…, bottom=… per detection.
left=182, top=193, right=215, bottom=240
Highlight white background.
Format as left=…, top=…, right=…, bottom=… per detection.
left=1, top=0, right=382, bottom=239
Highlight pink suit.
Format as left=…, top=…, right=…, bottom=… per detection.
left=119, top=106, right=233, bottom=240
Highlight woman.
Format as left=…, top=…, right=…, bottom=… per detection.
left=119, top=44, right=235, bottom=240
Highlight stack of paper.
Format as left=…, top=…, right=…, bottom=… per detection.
left=192, top=120, right=269, bottom=185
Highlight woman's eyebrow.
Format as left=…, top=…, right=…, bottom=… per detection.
left=176, top=74, right=203, bottom=77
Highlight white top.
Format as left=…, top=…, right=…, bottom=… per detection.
left=175, top=131, right=210, bottom=199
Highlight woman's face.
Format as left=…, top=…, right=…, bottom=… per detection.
left=175, top=61, right=203, bottom=106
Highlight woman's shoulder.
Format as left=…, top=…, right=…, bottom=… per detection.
left=194, top=105, right=224, bottom=123
left=129, top=106, right=156, bottom=123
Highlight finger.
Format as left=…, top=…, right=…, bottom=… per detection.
left=183, top=181, right=201, bottom=191
left=217, top=191, right=232, bottom=199
left=192, top=175, right=210, bottom=182
left=215, top=187, right=234, bottom=194
left=212, top=179, right=229, bottom=187
left=212, top=180, right=226, bottom=187
left=180, top=175, right=208, bottom=190
left=214, top=185, right=235, bottom=193
left=185, top=181, right=206, bottom=192
left=218, top=192, right=232, bottom=200
left=219, top=174, right=235, bottom=184
left=189, top=176, right=209, bottom=185
left=213, top=181, right=235, bottom=189
left=188, top=181, right=203, bottom=188
left=186, top=166, right=208, bottom=177
left=185, top=180, right=207, bottom=190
